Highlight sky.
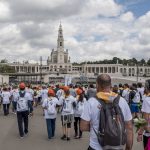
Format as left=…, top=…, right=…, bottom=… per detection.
left=0, top=0, right=150, bottom=64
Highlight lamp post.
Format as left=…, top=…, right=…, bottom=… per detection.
left=136, top=62, right=139, bottom=83
left=40, top=56, right=42, bottom=86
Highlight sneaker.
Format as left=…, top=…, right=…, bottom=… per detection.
left=75, top=136, right=79, bottom=139
left=51, top=136, right=55, bottom=139
left=79, top=136, right=82, bottom=139
left=61, top=135, right=66, bottom=140
left=20, top=136, right=24, bottom=139
left=24, top=133, right=28, bottom=137
left=29, top=113, right=33, bottom=117
left=67, top=137, right=70, bottom=141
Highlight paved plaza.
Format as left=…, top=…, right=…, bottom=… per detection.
left=0, top=106, right=143, bottom=150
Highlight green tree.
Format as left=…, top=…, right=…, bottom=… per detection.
left=139, top=59, right=146, bottom=65
left=147, top=59, right=150, bottom=66
left=0, top=59, right=8, bottom=63
left=0, top=64, right=16, bottom=73
left=112, top=57, right=118, bottom=64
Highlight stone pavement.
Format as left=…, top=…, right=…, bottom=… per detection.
left=0, top=106, right=143, bottom=150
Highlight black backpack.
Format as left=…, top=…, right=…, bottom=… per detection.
left=94, top=95, right=126, bottom=150
left=34, top=90, right=37, bottom=96
left=119, top=89, right=123, bottom=97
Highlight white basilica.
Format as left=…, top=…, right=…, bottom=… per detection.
left=47, top=24, right=71, bottom=74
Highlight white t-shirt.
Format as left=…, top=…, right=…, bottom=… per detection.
left=16, top=92, right=30, bottom=112
left=1, top=91, right=11, bottom=104
left=59, top=95, right=76, bottom=116
left=122, top=89, right=130, bottom=103
left=26, top=88, right=34, bottom=101
left=56, top=89, right=64, bottom=99
left=40, top=89, right=48, bottom=102
left=137, top=87, right=144, bottom=97
left=74, top=98, right=87, bottom=117
left=141, top=96, right=150, bottom=114
left=12, top=89, right=19, bottom=102
left=42, top=97, right=59, bottom=119
left=81, top=97, right=132, bottom=150
left=132, top=90, right=141, bottom=103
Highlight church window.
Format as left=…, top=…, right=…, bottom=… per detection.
left=60, top=42, right=62, bottom=46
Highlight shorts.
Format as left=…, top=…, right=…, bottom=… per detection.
left=130, top=103, right=139, bottom=113
left=61, top=114, right=73, bottom=128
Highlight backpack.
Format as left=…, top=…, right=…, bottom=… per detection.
left=47, top=99, right=56, bottom=115
left=17, top=91, right=28, bottom=111
left=131, top=90, right=141, bottom=103
left=62, top=99, right=72, bottom=113
left=94, top=95, right=126, bottom=150
left=76, top=101, right=84, bottom=115
left=56, top=90, right=63, bottom=99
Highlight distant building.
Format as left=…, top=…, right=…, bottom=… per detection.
left=4, top=24, right=150, bottom=84
left=0, top=74, right=9, bottom=85
left=47, top=23, right=72, bottom=74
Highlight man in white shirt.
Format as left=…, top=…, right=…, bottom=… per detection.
left=40, top=85, right=48, bottom=104
left=26, top=84, right=34, bottom=114
left=137, top=82, right=144, bottom=100
left=80, top=74, right=133, bottom=150
left=122, top=83, right=130, bottom=103
left=16, top=83, right=32, bottom=138
left=11, top=85, right=19, bottom=114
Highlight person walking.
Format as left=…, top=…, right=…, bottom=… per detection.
left=40, top=85, right=48, bottom=104
left=129, top=83, right=141, bottom=119
left=80, top=74, right=133, bottom=150
left=11, top=85, right=19, bottom=114
left=122, top=83, right=130, bottom=103
left=16, top=83, right=32, bottom=138
left=26, top=84, right=34, bottom=115
left=59, top=86, right=76, bottom=141
left=137, top=79, right=150, bottom=149
left=42, top=89, right=59, bottom=139
left=1, top=87, right=11, bottom=116
left=86, top=84, right=96, bottom=100
left=74, top=88, right=86, bottom=139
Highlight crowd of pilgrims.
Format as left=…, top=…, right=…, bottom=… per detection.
left=0, top=82, right=147, bottom=140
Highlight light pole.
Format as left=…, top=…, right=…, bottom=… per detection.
left=136, top=62, right=139, bottom=83
left=40, top=56, right=42, bottom=86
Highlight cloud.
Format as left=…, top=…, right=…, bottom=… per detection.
left=6, top=0, right=85, bottom=22
left=0, top=1, right=11, bottom=21
left=81, top=0, right=122, bottom=18
left=120, top=11, right=135, bottom=22
left=0, top=0, right=149, bottom=64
